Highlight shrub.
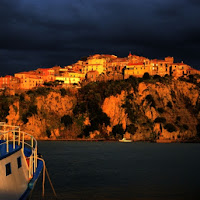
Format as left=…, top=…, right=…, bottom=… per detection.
left=21, top=113, right=29, bottom=124
left=176, top=116, right=181, bottom=122
left=157, top=107, right=164, bottom=114
left=143, top=72, right=150, bottom=80
left=196, top=123, right=200, bottom=137
left=89, top=109, right=110, bottom=131
left=126, top=94, right=133, bottom=100
left=154, top=117, right=166, bottom=123
left=60, top=88, right=67, bottom=97
left=0, top=102, right=9, bottom=121
left=46, top=129, right=51, bottom=138
left=19, top=93, right=25, bottom=101
left=171, top=90, right=176, bottom=99
left=167, top=101, right=173, bottom=109
left=122, top=99, right=136, bottom=123
left=164, top=123, right=177, bottom=132
left=145, top=94, right=156, bottom=108
left=112, top=124, right=124, bottom=137
left=126, top=124, right=137, bottom=134
left=61, top=115, right=73, bottom=127
left=28, top=105, right=37, bottom=115
left=27, top=90, right=35, bottom=96
left=44, top=81, right=59, bottom=87
left=182, top=124, right=189, bottom=131
left=188, top=75, right=196, bottom=83
left=183, top=96, right=193, bottom=110
left=83, top=125, right=92, bottom=137
left=127, top=76, right=139, bottom=92
left=153, top=75, right=161, bottom=80
left=35, top=87, right=51, bottom=96
left=73, top=103, right=87, bottom=115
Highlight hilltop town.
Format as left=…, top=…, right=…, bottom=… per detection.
left=1, top=52, right=200, bottom=91
left=0, top=53, right=200, bottom=141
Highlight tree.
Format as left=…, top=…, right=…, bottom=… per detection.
left=126, top=124, right=137, bottom=134
left=145, top=94, right=156, bottom=108
left=154, top=117, right=166, bottom=123
left=28, top=105, right=38, bottom=115
left=112, top=124, right=124, bottom=137
left=61, top=115, right=73, bottom=127
left=164, top=123, right=176, bottom=132
left=143, top=72, right=150, bottom=80
left=157, top=107, right=164, bottom=114
left=167, top=101, right=173, bottom=109
left=196, top=123, right=200, bottom=137
left=153, top=75, right=161, bottom=79
left=60, top=88, right=67, bottom=97
left=46, top=129, right=51, bottom=138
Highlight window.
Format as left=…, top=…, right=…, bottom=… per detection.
left=17, top=156, right=22, bottom=168
left=6, top=163, right=11, bottom=176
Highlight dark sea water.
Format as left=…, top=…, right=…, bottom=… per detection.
left=31, top=142, right=200, bottom=200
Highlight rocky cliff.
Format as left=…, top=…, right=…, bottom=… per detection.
left=6, top=89, right=77, bottom=139
left=2, top=77, right=200, bottom=141
left=102, top=80, right=199, bottom=141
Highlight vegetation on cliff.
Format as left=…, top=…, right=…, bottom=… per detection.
left=1, top=74, right=200, bottom=141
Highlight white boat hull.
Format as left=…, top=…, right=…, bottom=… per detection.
left=0, top=122, right=43, bottom=200
left=0, top=147, right=29, bottom=200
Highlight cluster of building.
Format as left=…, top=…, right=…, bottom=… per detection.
left=0, top=53, right=199, bottom=90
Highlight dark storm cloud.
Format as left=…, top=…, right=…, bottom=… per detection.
left=186, top=0, right=200, bottom=6
left=0, top=0, right=200, bottom=75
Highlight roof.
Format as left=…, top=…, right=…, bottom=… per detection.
left=15, top=71, right=37, bottom=75
left=127, top=62, right=144, bottom=66
left=187, top=68, right=198, bottom=71
left=165, top=56, right=174, bottom=58
left=4, top=75, right=13, bottom=78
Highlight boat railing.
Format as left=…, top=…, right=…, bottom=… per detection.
left=0, top=122, right=38, bottom=179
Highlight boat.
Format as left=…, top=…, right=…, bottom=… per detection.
left=0, top=122, right=43, bottom=200
left=119, top=138, right=133, bottom=142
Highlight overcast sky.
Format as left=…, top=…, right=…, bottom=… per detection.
left=0, top=0, right=200, bottom=76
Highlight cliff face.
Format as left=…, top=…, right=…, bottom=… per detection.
left=6, top=91, right=77, bottom=139
left=101, top=80, right=200, bottom=141
left=4, top=78, right=200, bottom=141
left=102, top=91, right=127, bottom=129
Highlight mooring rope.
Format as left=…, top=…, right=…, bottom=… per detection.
left=37, top=157, right=57, bottom=199
left=45, top=166, right=57, bottom=198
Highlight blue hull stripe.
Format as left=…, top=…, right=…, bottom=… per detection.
left=19, top=159, right=43, bottom=200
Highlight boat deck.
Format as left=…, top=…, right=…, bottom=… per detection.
left=0, top=141, right=21, bottom=159
left=0, top=141, right=32, bottom=157
left=0, top=123, right=44, bottom=200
